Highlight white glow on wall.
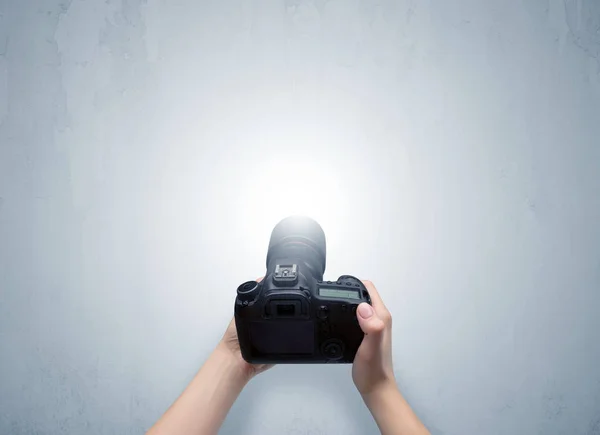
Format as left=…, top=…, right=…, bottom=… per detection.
left=235, top=154, right=350, bottom=232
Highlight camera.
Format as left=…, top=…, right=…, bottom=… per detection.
left=234, top=216, right=371, bottom=363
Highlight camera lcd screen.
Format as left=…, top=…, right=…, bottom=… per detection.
left=319, top=287, right=360, bottom=300
left=249, top=321, right=314, bottom=355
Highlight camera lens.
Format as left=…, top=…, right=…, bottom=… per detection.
left=266, top=216, right=326, bottom=280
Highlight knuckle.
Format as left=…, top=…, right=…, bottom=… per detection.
left=381, top=310, right=392, bottom=326
left=375, top=320, right=387, bottom=333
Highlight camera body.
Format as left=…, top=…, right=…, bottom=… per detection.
left=234, top=217, right=371, bottom=364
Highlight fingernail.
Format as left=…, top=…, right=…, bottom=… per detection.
left=357, top=303, right=373, bottom=319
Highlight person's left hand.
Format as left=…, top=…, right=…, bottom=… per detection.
left=217, top=278, right=273, bottom=381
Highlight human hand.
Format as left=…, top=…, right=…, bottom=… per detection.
left=146, top=278, right=273, bottom=435
left=217, top=278, right=273, bottom=382
left=352, top=280, right=396, bottom=397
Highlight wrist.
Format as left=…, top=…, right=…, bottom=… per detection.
left=361, top=381, right=430, bottom=435
left=361, top=380, right=401, bottom=408
left=213, top=343, right=253, bottom=387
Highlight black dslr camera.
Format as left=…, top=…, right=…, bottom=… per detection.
left=234, top=216, right=371, bottom=363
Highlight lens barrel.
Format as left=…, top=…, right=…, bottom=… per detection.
left=266, top=216, right=326, bottom=281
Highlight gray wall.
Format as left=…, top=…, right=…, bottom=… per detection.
left=1, top=1, right=599, bottom=434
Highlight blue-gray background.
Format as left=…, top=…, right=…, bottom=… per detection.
left=1, top=1, right=599, bottom=434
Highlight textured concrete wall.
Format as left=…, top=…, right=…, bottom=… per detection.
left=1, top=1, right=599, bottom=434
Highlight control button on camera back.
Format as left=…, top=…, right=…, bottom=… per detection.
left=321, top=339, right=344, bottom=361
left=317, top=305, right=329, bottom=319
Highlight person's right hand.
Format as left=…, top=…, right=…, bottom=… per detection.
left=352, top=280, right=396, bottom=397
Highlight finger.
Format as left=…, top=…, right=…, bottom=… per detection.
left=356, top=303, right=386, bottom=335
left=360, top=280, right=387, bottom=312
left=356, top=302, right=386, bottom=358
left=256, top=276, right=264, bottom=282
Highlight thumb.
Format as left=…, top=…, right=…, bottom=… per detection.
left=356, top=303, right=386, bottom=357
left=357, top=303, right=385, bottom=334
